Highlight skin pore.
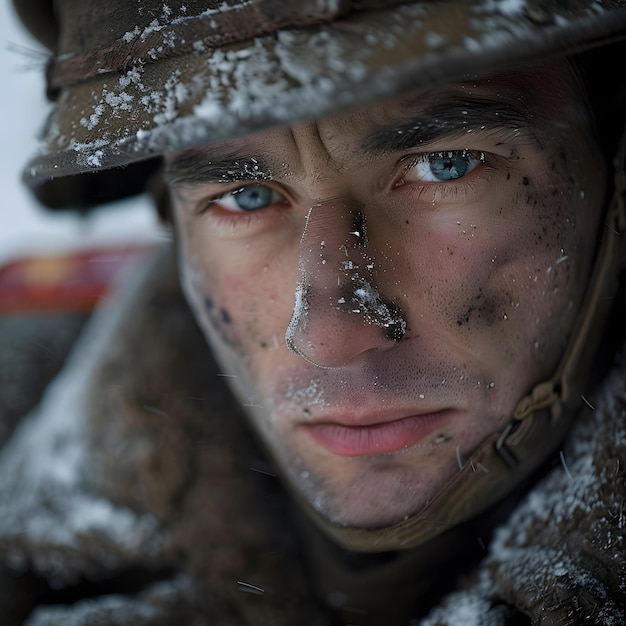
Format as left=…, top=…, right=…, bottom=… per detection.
left=167, top=61, right=605, bottom=529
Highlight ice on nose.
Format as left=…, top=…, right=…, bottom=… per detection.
left=340, top=275, right=406, bottom=342
left=285, top=203, right=407, bottom=362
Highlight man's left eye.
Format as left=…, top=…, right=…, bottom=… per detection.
left=216, top=184, right=282, bottom=212
left=407, top=150, right=484, bottom=182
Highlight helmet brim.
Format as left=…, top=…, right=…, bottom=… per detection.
left=23, top=0, right=626, bottom=207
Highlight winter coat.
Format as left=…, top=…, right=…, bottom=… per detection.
left=0, top=243, right=624, bottom=625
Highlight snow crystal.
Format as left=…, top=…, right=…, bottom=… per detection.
left=463, top=37, right=482, bottom=53
left=479, top=0, right=527, bottom=17
left=77, top=103, right=95, bottom=130
left=24, top=577, right=191, bottom=626
left=71, top=138, right=110, bottom=169
left=104, top=91, right=133, bottom=109
left=284, top=378, right=326, bottom=407
left=316, top=0, right=342, bottom=12
left=122, top=25, right=140, bottom=43
left=425, top=31, right=447, bottom=49
left=285, top=280, right=310, bottom=350
left=346, top=275, right=407, bottom=337
left=118, top=66, right=144, bottom=90
left=86, top=149, right=103, bottom=167
left=420, top=580, right=499, bottom=624
left=274, top=30, right=352, bottom=92
left=152, top=70, right=185, bottom=126
left=192, top=97, right=224, bottom=122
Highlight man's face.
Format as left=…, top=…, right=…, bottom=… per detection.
left=167, top=62, right=604, bottom=528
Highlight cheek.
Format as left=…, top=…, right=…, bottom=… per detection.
left=199, top=292, right=241, bottom=350
left=407, top=170, right=585, bottom=361
left=181, top=238, right=298, bottom=357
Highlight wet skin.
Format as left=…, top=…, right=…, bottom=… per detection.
left=167, top=61, right=605, bottom=528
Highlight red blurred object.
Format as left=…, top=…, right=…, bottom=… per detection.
left=0, top=245, right=153, bottom=314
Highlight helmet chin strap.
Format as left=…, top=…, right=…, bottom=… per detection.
left=289, top=129, right=626, bottom=553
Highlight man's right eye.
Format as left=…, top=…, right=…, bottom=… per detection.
left=404, top=150, right=485, bottom=183
left=214, top=184, right=283, bottom=212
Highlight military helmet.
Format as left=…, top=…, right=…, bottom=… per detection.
left=13, top=0, right=626, bottom=209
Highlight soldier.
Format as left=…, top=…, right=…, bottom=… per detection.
left=3, top=1, right=626, bottom=624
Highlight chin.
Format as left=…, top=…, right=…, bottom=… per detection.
left=319, top=494, right=425, bottom=530
left=305, top=462, right=447, bottom=529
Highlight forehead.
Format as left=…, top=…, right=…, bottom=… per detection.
left=323, top=60, right=572, bottom=132
left=166, top=61, right=586, bottom=181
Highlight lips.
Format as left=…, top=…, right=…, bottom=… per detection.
left=302, top=411, right=449, bottom=457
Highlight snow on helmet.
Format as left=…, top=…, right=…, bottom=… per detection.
left=13, top=0, right=626, bottom=209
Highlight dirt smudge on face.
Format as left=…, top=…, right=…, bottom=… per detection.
left=455, top=287, right=500, bottom=328
left=203, top=296, right=238, bottom=349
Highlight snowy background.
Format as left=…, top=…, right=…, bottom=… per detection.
left=0, top=2, right=163, bottom=265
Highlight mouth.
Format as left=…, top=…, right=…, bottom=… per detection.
left=301, top=410, right=451, bottom=457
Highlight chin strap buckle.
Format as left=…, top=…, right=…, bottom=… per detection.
left=497, top=381, right=561, bottom=469
left=513, top=380, right=560, bottom=421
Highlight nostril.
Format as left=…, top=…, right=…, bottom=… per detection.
left=284, top=273, right=407, bottom=368
left=382, top=301, right=406, bottom=342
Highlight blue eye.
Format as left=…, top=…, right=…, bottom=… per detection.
left=213, top=185, right=280, bottom=213
left=429, top=153, right=469, bottom=181
left=406, top=150, right=482, bottom=183
left=207, top=183, right=287, bottom=216
left=231, top=185, right=275, bottom=211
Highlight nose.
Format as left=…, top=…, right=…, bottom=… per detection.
left=285, top=199, right=406, bottom=368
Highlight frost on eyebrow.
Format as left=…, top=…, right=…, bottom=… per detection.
left=164, top=151, right=273, bottom=186
left=362, top=96, right=533, bottom=155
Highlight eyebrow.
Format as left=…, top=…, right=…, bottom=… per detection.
left=361, top=96, right=535, bottom=155
left=165, top=95, right=536, bottom=186
left=165, top=150, right=273, bottom=186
